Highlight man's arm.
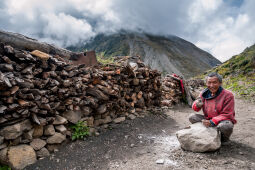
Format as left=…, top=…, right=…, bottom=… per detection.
left=192, top=96, right=203, bottom=112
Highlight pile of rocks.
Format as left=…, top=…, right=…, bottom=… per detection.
left=161, top=74, right=183, bottom=107
left=0, top=43, right=183, bottom=169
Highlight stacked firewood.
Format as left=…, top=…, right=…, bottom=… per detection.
left=0, top=43, right=183, bottom=168
left=161, top=74, right=183, bottom=107
left=0, top=44, right=161, bottom=126
left=0, top=43, right=163, bottom=157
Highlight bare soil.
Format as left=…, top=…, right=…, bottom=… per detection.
left=26, top=97, right=255, bottom=170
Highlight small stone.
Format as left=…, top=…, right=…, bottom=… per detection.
left=46, top=144, right=60, bottom=153
left=89, top=128, right=96, bottom=136
left=55, top=125, right=67, bottom=134
left=81, top=106, right=92, bottom=116
left=44, top=125, right=55, bottom=136
left=23, top=129, right=34, bottom=140
left=94, top=119, right=104, bottom=126
left=62, top=111, right=82, bottom=124
left=33, top=125, right=44, bottom=138
left=128, top=114, right=136, bottom=120
left=156, top=159, right=165, bottom=164
left=46, top=133, right=66, bottom=144
left=95, top=132, right=100, bottom=136
left=36, top=147, right=50, bottom=158
left=130, top=144, right=135, bottom=148
left=113, top=117, right=125, bottom=124
left=0, top=143, right=7, bottom=150
left=53, top=115, right=67, bottom=125
left=12, top=136, right=21, bottom=145
left=102, top=116, right=112, bottom=124
left=0, top=136, right=4, bottom=144
left=30, top=138, right=46, bottom=151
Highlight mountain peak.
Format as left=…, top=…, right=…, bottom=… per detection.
left=68, top=31, right=221, bottom=78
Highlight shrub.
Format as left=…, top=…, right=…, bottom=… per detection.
left=70, top=121, right=90, bottom=140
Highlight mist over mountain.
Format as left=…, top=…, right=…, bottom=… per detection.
left=68, top=31, right=221, bottom=78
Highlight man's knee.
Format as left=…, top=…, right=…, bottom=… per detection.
left=217, top=120, right=234, bottom=138
left=189, top=114, right=204, bottom=124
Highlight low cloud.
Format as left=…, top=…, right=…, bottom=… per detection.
left=0, top=0, right=255, bottom=61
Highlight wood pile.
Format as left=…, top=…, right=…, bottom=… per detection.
left=161, top=74, right=183, bottom=107
left=0, top=42, right=182, bottom=168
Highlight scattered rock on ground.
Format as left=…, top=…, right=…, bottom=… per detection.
left=113, top=117, right=126, bottom=124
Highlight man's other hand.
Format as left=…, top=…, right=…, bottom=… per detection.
left=202, top=119, right=211, bottom=128
left=195, top=98, right=204, bottom=108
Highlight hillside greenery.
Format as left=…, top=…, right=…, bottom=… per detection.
left=201, top=44, right=255, bottom=101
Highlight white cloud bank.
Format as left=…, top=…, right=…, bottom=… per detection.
left=0, top=0, right=255, bottom=62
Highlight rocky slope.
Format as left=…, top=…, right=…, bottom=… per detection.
left=68, top=31, right=221, bottom=78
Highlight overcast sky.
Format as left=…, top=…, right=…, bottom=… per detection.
left=0, top=0, right=254, bottom=62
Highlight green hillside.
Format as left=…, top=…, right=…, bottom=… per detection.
left=204, top=44, right=255, bottom=101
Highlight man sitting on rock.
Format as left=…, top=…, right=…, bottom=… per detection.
left=190, top=72, right=236, bottom=142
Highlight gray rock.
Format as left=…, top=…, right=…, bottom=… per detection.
left=46, top=133, right=66, bottom=144
left=36, top=147, right=50, bottom=158
left=0, top=136, right=4, bottom=144
left=46, top=144, right=60, bottom=153
left=0, top=144, right=37, bottom=170
left=94, top=119, right=104, bottom=126
left=156, top=159, right=165, bottom=164
left=33, top=125, right=44, bottom=138
left=102, top=116, right=112, bottom=124
left=62, top=111, right=82, bottom=124
left=176, top=122, right=221, bottom=152
left=44, top=125, right=55, bottom=136
left=0, top=119, right=32, bottom=140
left=30, top=138, right=46, bottom=151
left=128, top=114, right=136, bottom=120
left=113, top=117, right=126, bottom=124
left=81, top=106, right=92, bottom=116
left=0, top=148, right=8, bottom=164
left=53, top=115, right=67, bottom=125
left=55, top=125, right=67, bottom=134
left=23, top=129, right=34, bottom=140
left=0, top=143, right=7, bottom=150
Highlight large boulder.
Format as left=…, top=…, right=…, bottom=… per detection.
left=0, top=145, right=37, bottom=169
left=176, top=122, right=221, bottom=152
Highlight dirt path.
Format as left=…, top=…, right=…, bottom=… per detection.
left=26, top=97, right=255, bottom=170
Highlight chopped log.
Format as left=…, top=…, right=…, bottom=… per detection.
left=86, top=88, right=109, bottom=101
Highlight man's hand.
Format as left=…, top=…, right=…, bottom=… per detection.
left=195, top=98, right=204, bottom=108
left=202, top=119, right=211, bottom=128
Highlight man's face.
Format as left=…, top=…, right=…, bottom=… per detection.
left=206, top=76, right=222, bottom=94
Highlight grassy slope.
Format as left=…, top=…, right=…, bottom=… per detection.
left=201, top=44, right=255, bottom=101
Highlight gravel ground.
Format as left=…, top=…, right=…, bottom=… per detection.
left=26, top=97, right=255, bottom=170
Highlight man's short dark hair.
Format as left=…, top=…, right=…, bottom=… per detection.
left=206, top=72, right=222, bottom=83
